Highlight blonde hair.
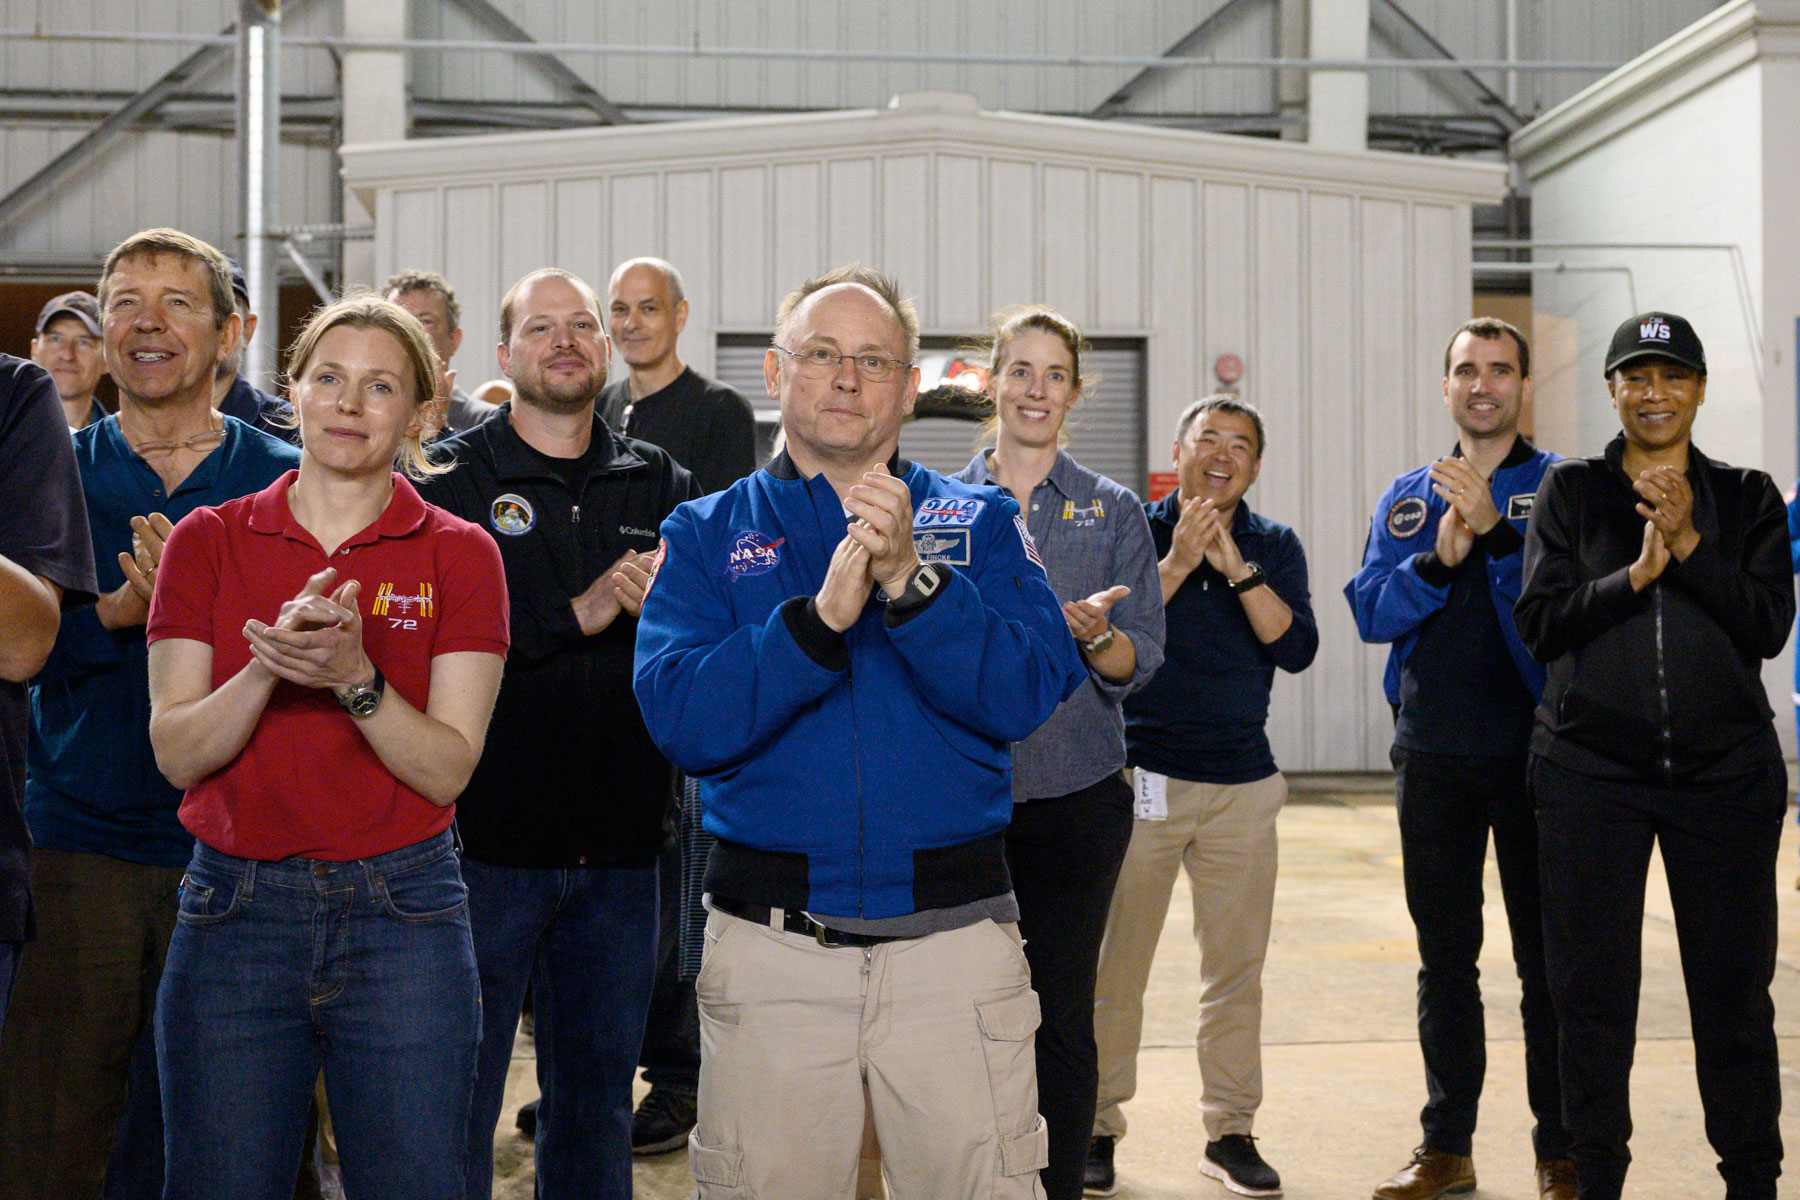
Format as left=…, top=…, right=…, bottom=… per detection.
left=976, top=305, right=1092, bottom=449
left=283, top=293, right=451, bottom=481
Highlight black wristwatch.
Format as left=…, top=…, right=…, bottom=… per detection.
left=887, top=563, right=946, bottom=612
left=333, top=665, right=386, bottom=719
left=1228, top=563, right=1267, bottom=594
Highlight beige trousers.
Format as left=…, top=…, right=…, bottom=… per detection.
left=690, top=908, right=1049, bottom=1200
left=1092, top=771, right=1286, bottom=1143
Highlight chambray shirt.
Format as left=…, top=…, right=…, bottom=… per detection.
left=27, top=415, right=299, bottom=867
left=954, top=450, right=1165, bottom=800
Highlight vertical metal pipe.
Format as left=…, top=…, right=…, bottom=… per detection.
left=237, top=1, right=281, bottom=390
left=1506, top=0, right=1520, bottom=109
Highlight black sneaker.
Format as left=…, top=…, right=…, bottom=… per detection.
left=1083, top=1135, right=1118, bottom=1196
left=630, top=1086, right=697, bottom=1155
left=1201, top=1134, right=1281, bottom=1197
left=514, top=1097, right=538, bottom=1141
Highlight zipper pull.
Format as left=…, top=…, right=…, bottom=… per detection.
left=571, top=504, right=581, bottom=523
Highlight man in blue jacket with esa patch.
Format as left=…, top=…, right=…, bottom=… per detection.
left=633, top=265, right=1085, bottom=1200
left=1346, top=317, right=1574, bottom=1200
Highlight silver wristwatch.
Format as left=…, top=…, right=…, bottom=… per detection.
left=333, top=665, right=386, bottom=719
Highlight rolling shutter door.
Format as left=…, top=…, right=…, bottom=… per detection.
left=715, top=336, right=1146, bottom=497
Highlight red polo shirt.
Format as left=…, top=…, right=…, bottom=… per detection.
left=148, top=471, right=509, bottom=861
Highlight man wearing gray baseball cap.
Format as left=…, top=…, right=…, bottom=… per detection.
left=1516, top=311, right=1789, bottom=1200
left=29, top=293, right=107, bottom=431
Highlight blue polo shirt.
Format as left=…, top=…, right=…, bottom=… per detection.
left=27, top=415, right=299, bottom=867
left=1124, top=492, right=1318, bottom=784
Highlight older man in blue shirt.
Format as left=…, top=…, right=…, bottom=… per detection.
left=0, top=229, right=298, bottom=1199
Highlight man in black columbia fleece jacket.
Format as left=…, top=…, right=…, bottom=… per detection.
left=1516, top=311, right=1792, bottom=1200
left=417, top=268, right=697, bottom=1200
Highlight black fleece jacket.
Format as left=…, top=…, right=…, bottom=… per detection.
left=1516, top=435, right=1793, bottom=784
left=419, top=406, right=699, bottom=866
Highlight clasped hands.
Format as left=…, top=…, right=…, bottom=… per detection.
left=1627, top=464, right=1698, bottom=591
left=1427, top=456, right=1502, bottom=568
left=816, top=465, right=922, bottom=633
left=573, top=548, right=661, bottom=634
left=243, top=568, right=374, bottom=691
left=1167, top=495, right=1249, bottom=582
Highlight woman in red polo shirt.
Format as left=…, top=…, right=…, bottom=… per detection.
left=145, top=295, right=508, bottom=1200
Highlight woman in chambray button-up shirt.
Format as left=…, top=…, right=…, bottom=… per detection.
left=952, top=307, right=1164, bottom=1200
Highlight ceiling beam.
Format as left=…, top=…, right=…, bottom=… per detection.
left=440, top=0, right=630, bottom=125
left=1370, top=0, right=1524, bottom=131
left=0, top=0, right=323, bottom=236
left=1090, top=0, right=1265, bottom=118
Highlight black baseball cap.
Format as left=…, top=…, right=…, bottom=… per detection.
left=227, top=257, right=250, bottom=306
left=1604, top=311, right=1706, bottom=378
left=35, top=291, right=102, bottom=336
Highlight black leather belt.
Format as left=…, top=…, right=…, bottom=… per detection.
left=710, top=895, right=910, bottom=947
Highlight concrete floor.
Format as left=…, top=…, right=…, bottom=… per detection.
left=489, top=779, right=1800, bottom=1199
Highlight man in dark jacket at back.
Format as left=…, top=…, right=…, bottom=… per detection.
left=1517, top=312, right=1791, bottom=1200
left=418, top=267, right=697, bottom=1200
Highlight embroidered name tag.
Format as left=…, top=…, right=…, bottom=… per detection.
left=913, top=529, right=972, bottom=566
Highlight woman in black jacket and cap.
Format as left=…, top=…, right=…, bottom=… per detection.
left=1517, top=311, right=1792, bottom=1200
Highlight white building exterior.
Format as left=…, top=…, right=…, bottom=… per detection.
left=1512, top=0, right=1800, bottom=746
left=343, top=94, right=1505, bottom=771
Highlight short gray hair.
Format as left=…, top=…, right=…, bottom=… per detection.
left=609, top=257, right=686, bottom=305
left=774, top=265, right=918, bottom=362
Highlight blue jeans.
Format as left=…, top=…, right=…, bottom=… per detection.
left=0, top=940, right=17, bottom=1028
left=461, top=858, right=659, bottom=1200
left=155, top=830, right=480, bottom=1200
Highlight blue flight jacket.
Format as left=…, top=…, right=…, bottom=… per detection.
left=633, top=453, right=1086, bottom=920
left=1345, top=439, right=1558, bottom=707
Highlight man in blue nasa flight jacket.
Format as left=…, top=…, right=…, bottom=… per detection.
left=633, top=266, right=1084, bottom=1200
left=1346, top=317, right=1572, bottom=1200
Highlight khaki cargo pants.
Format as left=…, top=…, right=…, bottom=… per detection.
left=690, top=907, right=1049, bottom=1199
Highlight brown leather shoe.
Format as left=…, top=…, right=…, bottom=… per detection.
left=1536, top=1158, right=1578, bottom=1200
left=1372, top=1148, right=1476, bottom=1200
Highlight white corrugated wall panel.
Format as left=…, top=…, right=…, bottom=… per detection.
left=1250, top=184, right=1310, bottom=770
left=552, top=179, right=606, bottom=296
left=985, top=161, right=1040, bottom=313
left=827, top=159, right=879, bottom=268
left=663, top=169, right=720, bottom=377
left=717, top=166, right=771, bottom=328
left=879, top=156, right=932, bottom=319
left=773, top=162, right=825, bottom=299
left=1040, top=166, right=1090, bottom=319
left=1095, top=172, right=1146, bottom=331
left=1145, top=175, right=1198, bottom=435
left=1300, top=193, right=1362, bottom=771
left=934, top=155, right=987, bottom=333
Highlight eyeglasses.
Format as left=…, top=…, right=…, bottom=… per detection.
left=131, top=427, right=224, bottom=456
left=773, top=344, right=913, bottom=383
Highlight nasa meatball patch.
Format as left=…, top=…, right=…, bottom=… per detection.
left=1387, top=496, right=1428, bottom=538
left=727, top=531, right=786, bottom=579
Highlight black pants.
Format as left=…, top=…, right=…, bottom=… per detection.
left=1393, top=747, right=1565, bottom=1160
left=637, top=837, right=700, bottom=1094
left=1531, top=754, right=1785, bottom=1200
left=1006, top=773, right=1135, bottom=1200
